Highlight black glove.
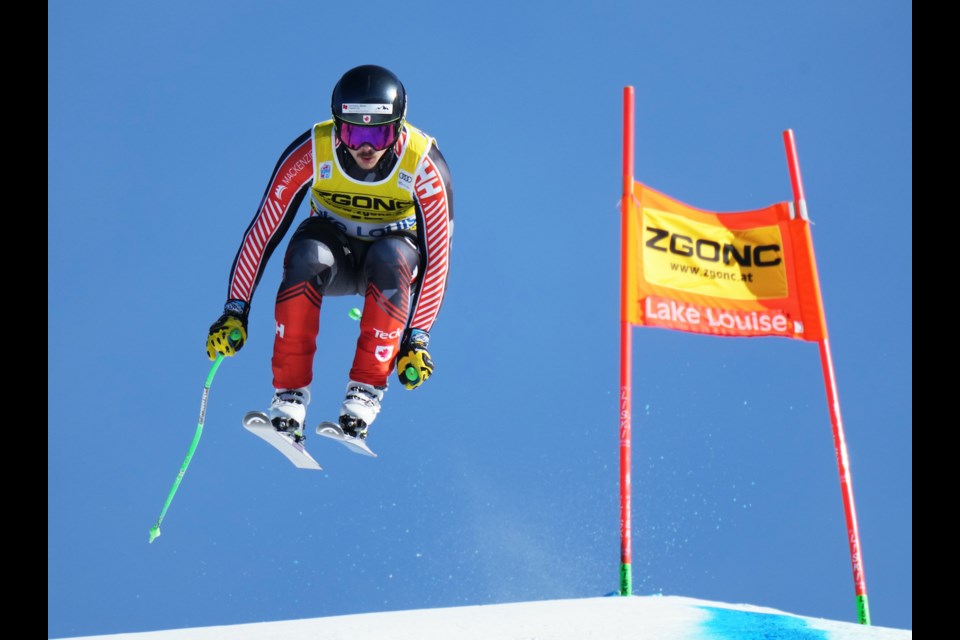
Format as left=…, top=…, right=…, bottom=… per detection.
left=206, top=300, right=248, bottom=360
left=396, top=329, right=434, bottom=390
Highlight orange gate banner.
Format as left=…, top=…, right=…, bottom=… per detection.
left=626, top=182, right=826, bottom=341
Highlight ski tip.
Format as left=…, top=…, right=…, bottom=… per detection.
left=316, top=421, right=344, bottom=436
left=243, top=410, right=270, bottom=426
left=148, top=525, right=161, bottom=544
left=315, top=422, right=378, bottom=457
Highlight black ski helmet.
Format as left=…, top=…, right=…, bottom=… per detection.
left=331, top=64, right=407, bottom=127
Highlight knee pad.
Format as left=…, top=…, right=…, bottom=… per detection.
left=282, top=220, right=351, bottom=289
left=363, top=235, right=420, bottom=287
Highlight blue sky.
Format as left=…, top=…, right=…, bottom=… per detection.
left=48, top=1, right=911, bottom=638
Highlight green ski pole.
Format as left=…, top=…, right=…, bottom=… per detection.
left=148, top=330, right=240, bottom=543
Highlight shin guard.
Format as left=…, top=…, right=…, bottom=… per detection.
left=272, top=284, right=322, bottom=389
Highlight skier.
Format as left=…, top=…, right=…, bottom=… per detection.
left=205, top=64, right=454, bottom=441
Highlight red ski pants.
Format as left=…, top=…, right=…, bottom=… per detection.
left=271, top=218, right=420, bottom=390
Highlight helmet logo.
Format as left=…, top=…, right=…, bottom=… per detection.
left=341, top=103, right=394, bottom=115
left=363, top=115, right=371, bottom=123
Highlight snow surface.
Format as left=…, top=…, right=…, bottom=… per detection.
left=51, top=595, right=911, bottom=640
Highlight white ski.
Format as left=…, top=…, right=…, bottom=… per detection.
left=242, top=411, right=322, bottom=470
left=315, top=421, right=378, bottom=458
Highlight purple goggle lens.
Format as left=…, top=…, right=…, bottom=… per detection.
left=338, top=121, right=398, bottom=151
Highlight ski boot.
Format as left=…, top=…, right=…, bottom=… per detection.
left=268, top=387, right=311, bottom=442
left=339, top=381, right=384, bottom=439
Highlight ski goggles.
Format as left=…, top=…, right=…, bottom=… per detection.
left=337, top=121, right=399, bottom=151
